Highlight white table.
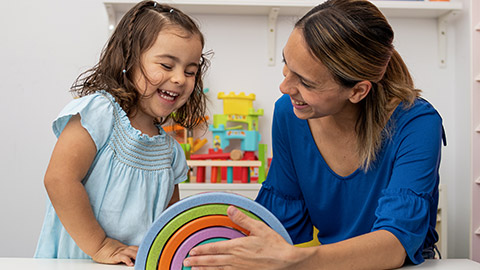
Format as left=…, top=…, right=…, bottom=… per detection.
left=0, top=258, right=479, bottom=269
left=403, top=259, right=480, bottom=269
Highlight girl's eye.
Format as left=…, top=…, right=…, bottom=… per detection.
left=161, top=64, right=172, bottom=70
left=185, top=69, right=198, bottom=77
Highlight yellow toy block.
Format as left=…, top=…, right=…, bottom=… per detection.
left=218, top=92, right=256, bottom=115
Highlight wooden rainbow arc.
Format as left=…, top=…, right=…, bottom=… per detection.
left=135, top=192, right=292, bottom=270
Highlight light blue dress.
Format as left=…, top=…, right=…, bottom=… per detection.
left=34, top=91, right=188, bottom=259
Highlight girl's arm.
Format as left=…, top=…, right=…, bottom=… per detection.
left=44, top=114, right=137, bottom=266
left=167, top=184, right=180, bottom=208
left=183, top=206, right=406, bottom=270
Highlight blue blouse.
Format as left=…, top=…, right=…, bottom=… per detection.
left=256, top=94, right=444, bottom=264
left=35, top=91, right=188, bottom=259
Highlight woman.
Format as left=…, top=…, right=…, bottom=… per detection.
left=184, top=0, right=444, bottom=269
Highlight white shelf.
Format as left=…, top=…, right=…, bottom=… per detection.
left=104, top=0, right=462, bottom=67
left=179, top=183, right=262, bottom=200
left=104, top=0, right=463, bottom=25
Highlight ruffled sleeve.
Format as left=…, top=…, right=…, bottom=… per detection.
left=255, top=95, right=313, bottom=244
left=256, top=184, right=313, bottom=244
left=373, top=189, right=435, bottom=264
left=372, top=100, right=443, bottom=264
left=52, top=93, right=114, bottom=151
left=171, top=138, right=188, bottom=184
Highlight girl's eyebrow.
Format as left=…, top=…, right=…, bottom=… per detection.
left=282, top=51, right=317, bottom=86
left=155, top=54, right=199, bottom=67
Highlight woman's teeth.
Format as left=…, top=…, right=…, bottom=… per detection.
left=294, top=100, right=307, bottom=105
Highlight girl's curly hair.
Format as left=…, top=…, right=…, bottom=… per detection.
left=71, top=1, right=210, bottom=129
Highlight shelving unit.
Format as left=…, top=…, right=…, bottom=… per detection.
left=471, top=0, right=480, bottom=263
left=104, top=0, right=462, bottom=19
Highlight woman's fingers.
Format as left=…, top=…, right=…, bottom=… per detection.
left=227, top=205, right=268, bottom=236
left=184, top=253, right=233, bottom=268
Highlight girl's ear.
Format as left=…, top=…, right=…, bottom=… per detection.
left=349, top=80, right=371, bottom=104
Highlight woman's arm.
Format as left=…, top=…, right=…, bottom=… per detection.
left=301, top=230, right=406, bottom=270
left=183, top=206, right=405, bottom=270
left=44, top=114, right=137, bottom=265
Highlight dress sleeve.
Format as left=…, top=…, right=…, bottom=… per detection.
left=255, top=95, right=313, bottom=244
left=171, top=138, right=188, bottom=185
left=52, top=94, right=114, bottom=152
left=372, top=103, right=443, bottom=264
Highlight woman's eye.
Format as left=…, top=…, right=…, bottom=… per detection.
left=300, top=80, right=313, bottom=88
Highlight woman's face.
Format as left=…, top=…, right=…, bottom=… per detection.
left=280, top=28, right=352, bottom=120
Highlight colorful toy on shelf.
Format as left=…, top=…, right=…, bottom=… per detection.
left=182, top=91, right=269, bottom=184
left=185, top=92, right=268, bottom=183
left=210, top=92, right=264, bottom=152
left=189, top=149, right=262, bottom=183
left=134, top=192, right=293, bottom=270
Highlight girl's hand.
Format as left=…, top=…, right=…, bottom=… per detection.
left=183, top=205, right=304, bottom=269
left=92, top=237, right=138, bottom=267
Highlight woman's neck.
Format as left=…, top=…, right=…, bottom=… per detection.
left=309, top=103, right=360, bottom=136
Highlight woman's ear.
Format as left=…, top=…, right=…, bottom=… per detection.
left=349, top=80, right=371, bottom=104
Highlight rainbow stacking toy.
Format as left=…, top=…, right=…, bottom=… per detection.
left=135, top=192, right=292, bottom=270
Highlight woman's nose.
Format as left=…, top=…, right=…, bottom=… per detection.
left=279, top=75, right=295, bottom=95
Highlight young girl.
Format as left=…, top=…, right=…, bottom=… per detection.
left=34, top=1, right=208, bottom=266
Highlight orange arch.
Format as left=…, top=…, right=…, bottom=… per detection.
left=157, top=215, right=249, bottom=270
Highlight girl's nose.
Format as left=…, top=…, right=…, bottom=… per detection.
left=170, top=70, right=186, bottom=85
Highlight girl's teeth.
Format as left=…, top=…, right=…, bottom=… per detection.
left=159, top=90, right=179, bottom=101
left=160, top=93, right=174, bottom=100
left=162, top=90, right=179, bottom=97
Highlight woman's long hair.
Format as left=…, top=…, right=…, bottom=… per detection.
left=296, top=0, right=421, bottom=170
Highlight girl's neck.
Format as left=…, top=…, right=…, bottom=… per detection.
left=129, top=109, right=159, bottom=137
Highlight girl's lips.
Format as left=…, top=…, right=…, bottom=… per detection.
left=157, top=89, right=179, bottom=102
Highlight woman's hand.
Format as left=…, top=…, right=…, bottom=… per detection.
left=91, top=237, right=138, bottom=267
left=183, top=205, right=307, bottom=269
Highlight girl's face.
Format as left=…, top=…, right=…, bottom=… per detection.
left=280, top=28, right=352, bottom=120
left=133, top=27, right=202, bottom=122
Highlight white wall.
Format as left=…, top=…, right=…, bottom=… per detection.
left=0, top=0, right=471, bottom=259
